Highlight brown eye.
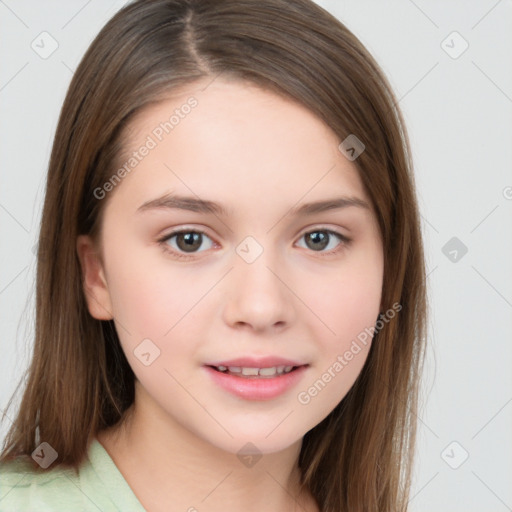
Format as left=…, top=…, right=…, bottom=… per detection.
left=305, top=231, right=329, bottom=251
left=175, top=232, right=203, bottom=253
left=162, top=230, right=214, bottom=254
left=297, top=229, right=349, bottom=254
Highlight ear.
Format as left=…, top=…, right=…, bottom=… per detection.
left=76, top=235, right=114, bottom=320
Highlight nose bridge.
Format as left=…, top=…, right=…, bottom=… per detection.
left=223, top=235, right=294, bottom=330
left=235, top=235, right=284, bottom=298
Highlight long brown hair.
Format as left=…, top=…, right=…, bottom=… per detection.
left=0, top=1, right=427, bottom=510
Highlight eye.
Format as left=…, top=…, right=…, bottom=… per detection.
left=158, top=229, right=215, bottom=259
left=296, top=229, right=350, bottom=255
left=157, top=227, right=350, bottom=260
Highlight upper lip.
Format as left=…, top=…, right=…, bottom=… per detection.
left=206, top=356, right=307, bottom=368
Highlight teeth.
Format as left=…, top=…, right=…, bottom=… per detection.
left=215, top=365, right=296, bottom=377
left=259, top=367, right=277, bottom=376
left=241, top=367, right=259, bottom=376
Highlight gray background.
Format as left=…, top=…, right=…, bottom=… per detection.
left=1, top=1, right=511, bottom=510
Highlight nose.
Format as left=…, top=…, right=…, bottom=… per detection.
left=222, top=247, right=296, bottom=333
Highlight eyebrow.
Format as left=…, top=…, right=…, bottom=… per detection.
left=136, top=193, right=370, bottom=216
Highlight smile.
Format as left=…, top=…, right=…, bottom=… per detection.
left=204, top=364, right=308, bottom=400
left=211, top=365, right=297, bottom=378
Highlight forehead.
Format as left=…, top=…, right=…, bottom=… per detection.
left=108, top=78, right=369, bottom=215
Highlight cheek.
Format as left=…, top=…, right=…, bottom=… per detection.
left=105, top=244, right=209, bottom=337
left=307, top=254, right=383, bottom=350
left=293, top=270, right=381, bottom=428
left=103, top=252, right=203, bottom=390
left=334, top=271, right=381, bottom=340
left=309, top=274, right=379, bottom=389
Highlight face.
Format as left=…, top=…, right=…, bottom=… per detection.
left=77, top=78, right=384, bottom=455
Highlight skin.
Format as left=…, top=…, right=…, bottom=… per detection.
left=77, top=77, right=384, bottom=512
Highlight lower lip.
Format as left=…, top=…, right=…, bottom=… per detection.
left=203, top=365, right=308, bottom=401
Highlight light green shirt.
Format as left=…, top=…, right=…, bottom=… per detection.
left=0, top=438, right=146, bottom=511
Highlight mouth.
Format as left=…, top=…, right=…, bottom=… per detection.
left=203, top=362, right=309, bottom=400
left=206, top=364, right=304, bottom=378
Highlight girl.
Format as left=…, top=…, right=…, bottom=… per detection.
left=0, top=0, right=427, bottom=511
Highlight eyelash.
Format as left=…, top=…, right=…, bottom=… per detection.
left=157, top=227, right=351, bottom=261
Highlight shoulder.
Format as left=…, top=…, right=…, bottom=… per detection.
left=0, top=438, right=146, bottom=512
left=0, top=455, right=84, bottom=511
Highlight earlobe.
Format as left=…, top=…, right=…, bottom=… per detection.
left=76, top=235, right=114, bottom=320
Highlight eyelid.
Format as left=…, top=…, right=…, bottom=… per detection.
left=297, top=224, right=350, bottom=238
left=295, top=223, right=351, bottom=241
left=158, top=226, right=216, bottom=245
